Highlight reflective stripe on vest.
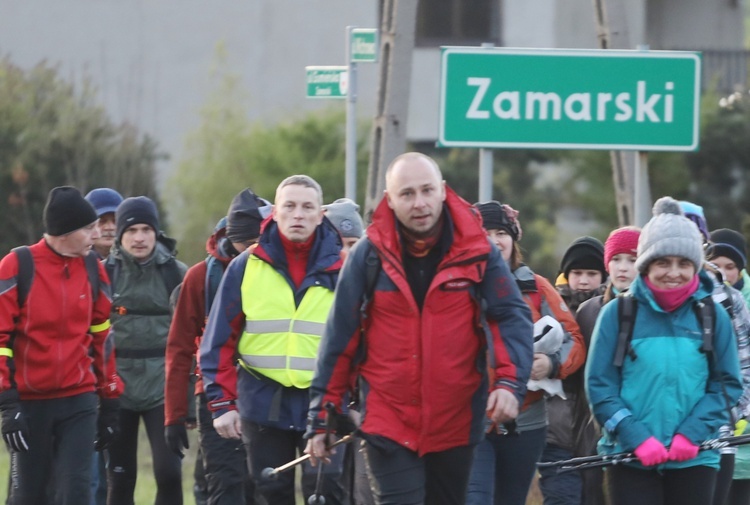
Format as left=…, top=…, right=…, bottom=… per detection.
left=238, top=255, right=334, bottom=388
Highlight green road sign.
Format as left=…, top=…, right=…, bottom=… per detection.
left=439, top=48, right=701, bottom=151
left=351, top=29, right=378, bottom=62
left=306, top=66, right=348, bottom=99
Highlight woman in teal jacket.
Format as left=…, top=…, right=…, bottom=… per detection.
left=586, top=197, right=742, bottom=505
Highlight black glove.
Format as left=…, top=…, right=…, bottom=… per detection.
left=164, top=424, right=189, bottom=459
left=0, top=389, right=29, bottom=453
left=95, top=398, right=120, bottom=451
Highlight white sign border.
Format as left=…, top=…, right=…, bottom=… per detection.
left=438, top=47, right=702, bottom=151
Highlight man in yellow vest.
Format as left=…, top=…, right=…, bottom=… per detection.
left=200, top=175, right=346, bottom=505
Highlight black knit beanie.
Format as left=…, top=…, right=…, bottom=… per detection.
left=708, top=228, right=747, bottom=272
left=115, top=196, right=160, bottom=240
left=225, top=189, right=272, bottom=244
left=474, top=201, right=521, bottom=241
left=44, top=186, right=98, bottom=236
left=560, top=236, right=607, bottom=280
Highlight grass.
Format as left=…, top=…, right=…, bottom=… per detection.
left=0, top=427, right=544, bottom=505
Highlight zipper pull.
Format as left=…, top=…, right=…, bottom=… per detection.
left=64, top=264, right=70, bottom=279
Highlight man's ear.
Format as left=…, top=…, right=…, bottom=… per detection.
left=385, top=190, right=394, bottom=210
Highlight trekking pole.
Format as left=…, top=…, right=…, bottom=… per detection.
left=307, top=403, right=338, bottom=505
left=260, top=403, right=355, bottom=484
left=537, top=433, right=750, bottom=474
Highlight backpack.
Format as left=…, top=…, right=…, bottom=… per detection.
left=12, top=246, right=102, bottom=308
left=105, top=254, right=183, bottom=316
left=169, top=255, right=225, bottom=319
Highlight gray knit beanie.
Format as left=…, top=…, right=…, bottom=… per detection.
left=323, top=198, right=364, bottom=239
left=635, top=196, right=704, bottom=273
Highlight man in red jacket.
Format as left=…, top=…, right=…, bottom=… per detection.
left=164, top=188, right=270, bottom=505
left=306, top=153, right=533, bottom=505
left=0, top=186, right=123, bottom=504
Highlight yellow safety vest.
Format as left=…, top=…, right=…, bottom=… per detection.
left=238, top=255, right=334, bottom=388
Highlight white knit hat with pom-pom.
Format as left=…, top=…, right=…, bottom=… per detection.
left=635, top=196, right=705, bottom=273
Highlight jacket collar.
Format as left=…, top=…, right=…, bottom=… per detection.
left=253, top=217, right=342, bottom=275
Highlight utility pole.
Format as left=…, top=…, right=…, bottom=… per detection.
left=364, top=0, right=418, bottom=220
left=592, top=0, right=651, bottom=226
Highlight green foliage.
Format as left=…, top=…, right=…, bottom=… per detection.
left=167, top=52, right=368, bottom=265
left=558, top=89, right=750, bottom=240
left=0, top=56, right=163, bottom=253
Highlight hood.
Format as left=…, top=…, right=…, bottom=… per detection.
left=253, top=215, right=342, bottom=274
left=205, top=217, right=234, bottom=264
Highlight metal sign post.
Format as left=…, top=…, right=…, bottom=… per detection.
left=307, top=27, right=378, bottom=202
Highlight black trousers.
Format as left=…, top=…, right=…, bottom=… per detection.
left=608, top=464, right=717, bottom=505
left=197, top=394, right=257, bottom=505
left=362, top=436, right=475, bottom=505
left=241, top=419, right=346, bottom=505
left=106, top=404, right=182, bottom=505
left=9, top=393, right=97, bottom=505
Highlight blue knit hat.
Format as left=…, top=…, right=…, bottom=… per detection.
left=85, top=188, right=124, bottom=217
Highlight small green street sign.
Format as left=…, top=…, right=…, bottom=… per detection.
left=439, top=48, right=701, bottom=151
left=306, top=66, right=348, bottom=99
left=351, top=29, right=378, bottom=63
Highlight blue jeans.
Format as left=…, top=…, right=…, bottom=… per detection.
left=466, top=426, right=547, bottom=505
left=538, top=444, right=582, bottom=505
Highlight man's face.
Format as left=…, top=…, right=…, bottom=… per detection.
left=273, top=185, right=323, bottom=243
left=61, top=222, right=100, bottom=257
left=120, top=223, right=156, bottom=260
left=385, top=158, right=446, bottom=238
left=94, top=213, right=116, bottom=253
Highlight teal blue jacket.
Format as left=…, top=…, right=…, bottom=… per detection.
left=585, top=271, right=742, bottom=470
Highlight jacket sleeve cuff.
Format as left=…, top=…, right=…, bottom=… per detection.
left=493, top=379, right=526, bottom=404
left=546, top=353, right=561, bottom=378
left=208, top=399, right=237, bottom=419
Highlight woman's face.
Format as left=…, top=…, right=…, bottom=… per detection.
left=710, top=256, right=740, bottom=286
left=486, top=228, right=514, bottom=263
left=608, top=253, right=638, bottom=291
left=647, top=255, right=696, bottom=290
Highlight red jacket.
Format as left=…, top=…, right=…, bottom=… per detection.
left=0, top=239, right=122, bottom=400
left=164, top=228, right=233, bottom=426
left=308, top=187, right=533, bottom=455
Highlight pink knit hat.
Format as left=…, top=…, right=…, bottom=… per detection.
left=604, top=226, right=641, bottom=270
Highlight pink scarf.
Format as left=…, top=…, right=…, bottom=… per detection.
left=644, top=274, right=700, bottom=312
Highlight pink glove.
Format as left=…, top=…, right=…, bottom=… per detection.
left=634, top=436, right=669, bottom=466
left=668, top=434, right=699, bottom=462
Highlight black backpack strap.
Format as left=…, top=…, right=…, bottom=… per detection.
left=694, top=295, right=715, bottom=354
left=84, top=251, right=101, bottom=301
left=104, top=256, right=119, bottom=292
left=204, top=256, right=224, bottom=318
left=158, top=258, right=184, bottom=300
left=354, top=240, right=381, bottom=368
left=11, top=246, right=34, bottom=308
left=613, top=295, right=638, bottom=367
